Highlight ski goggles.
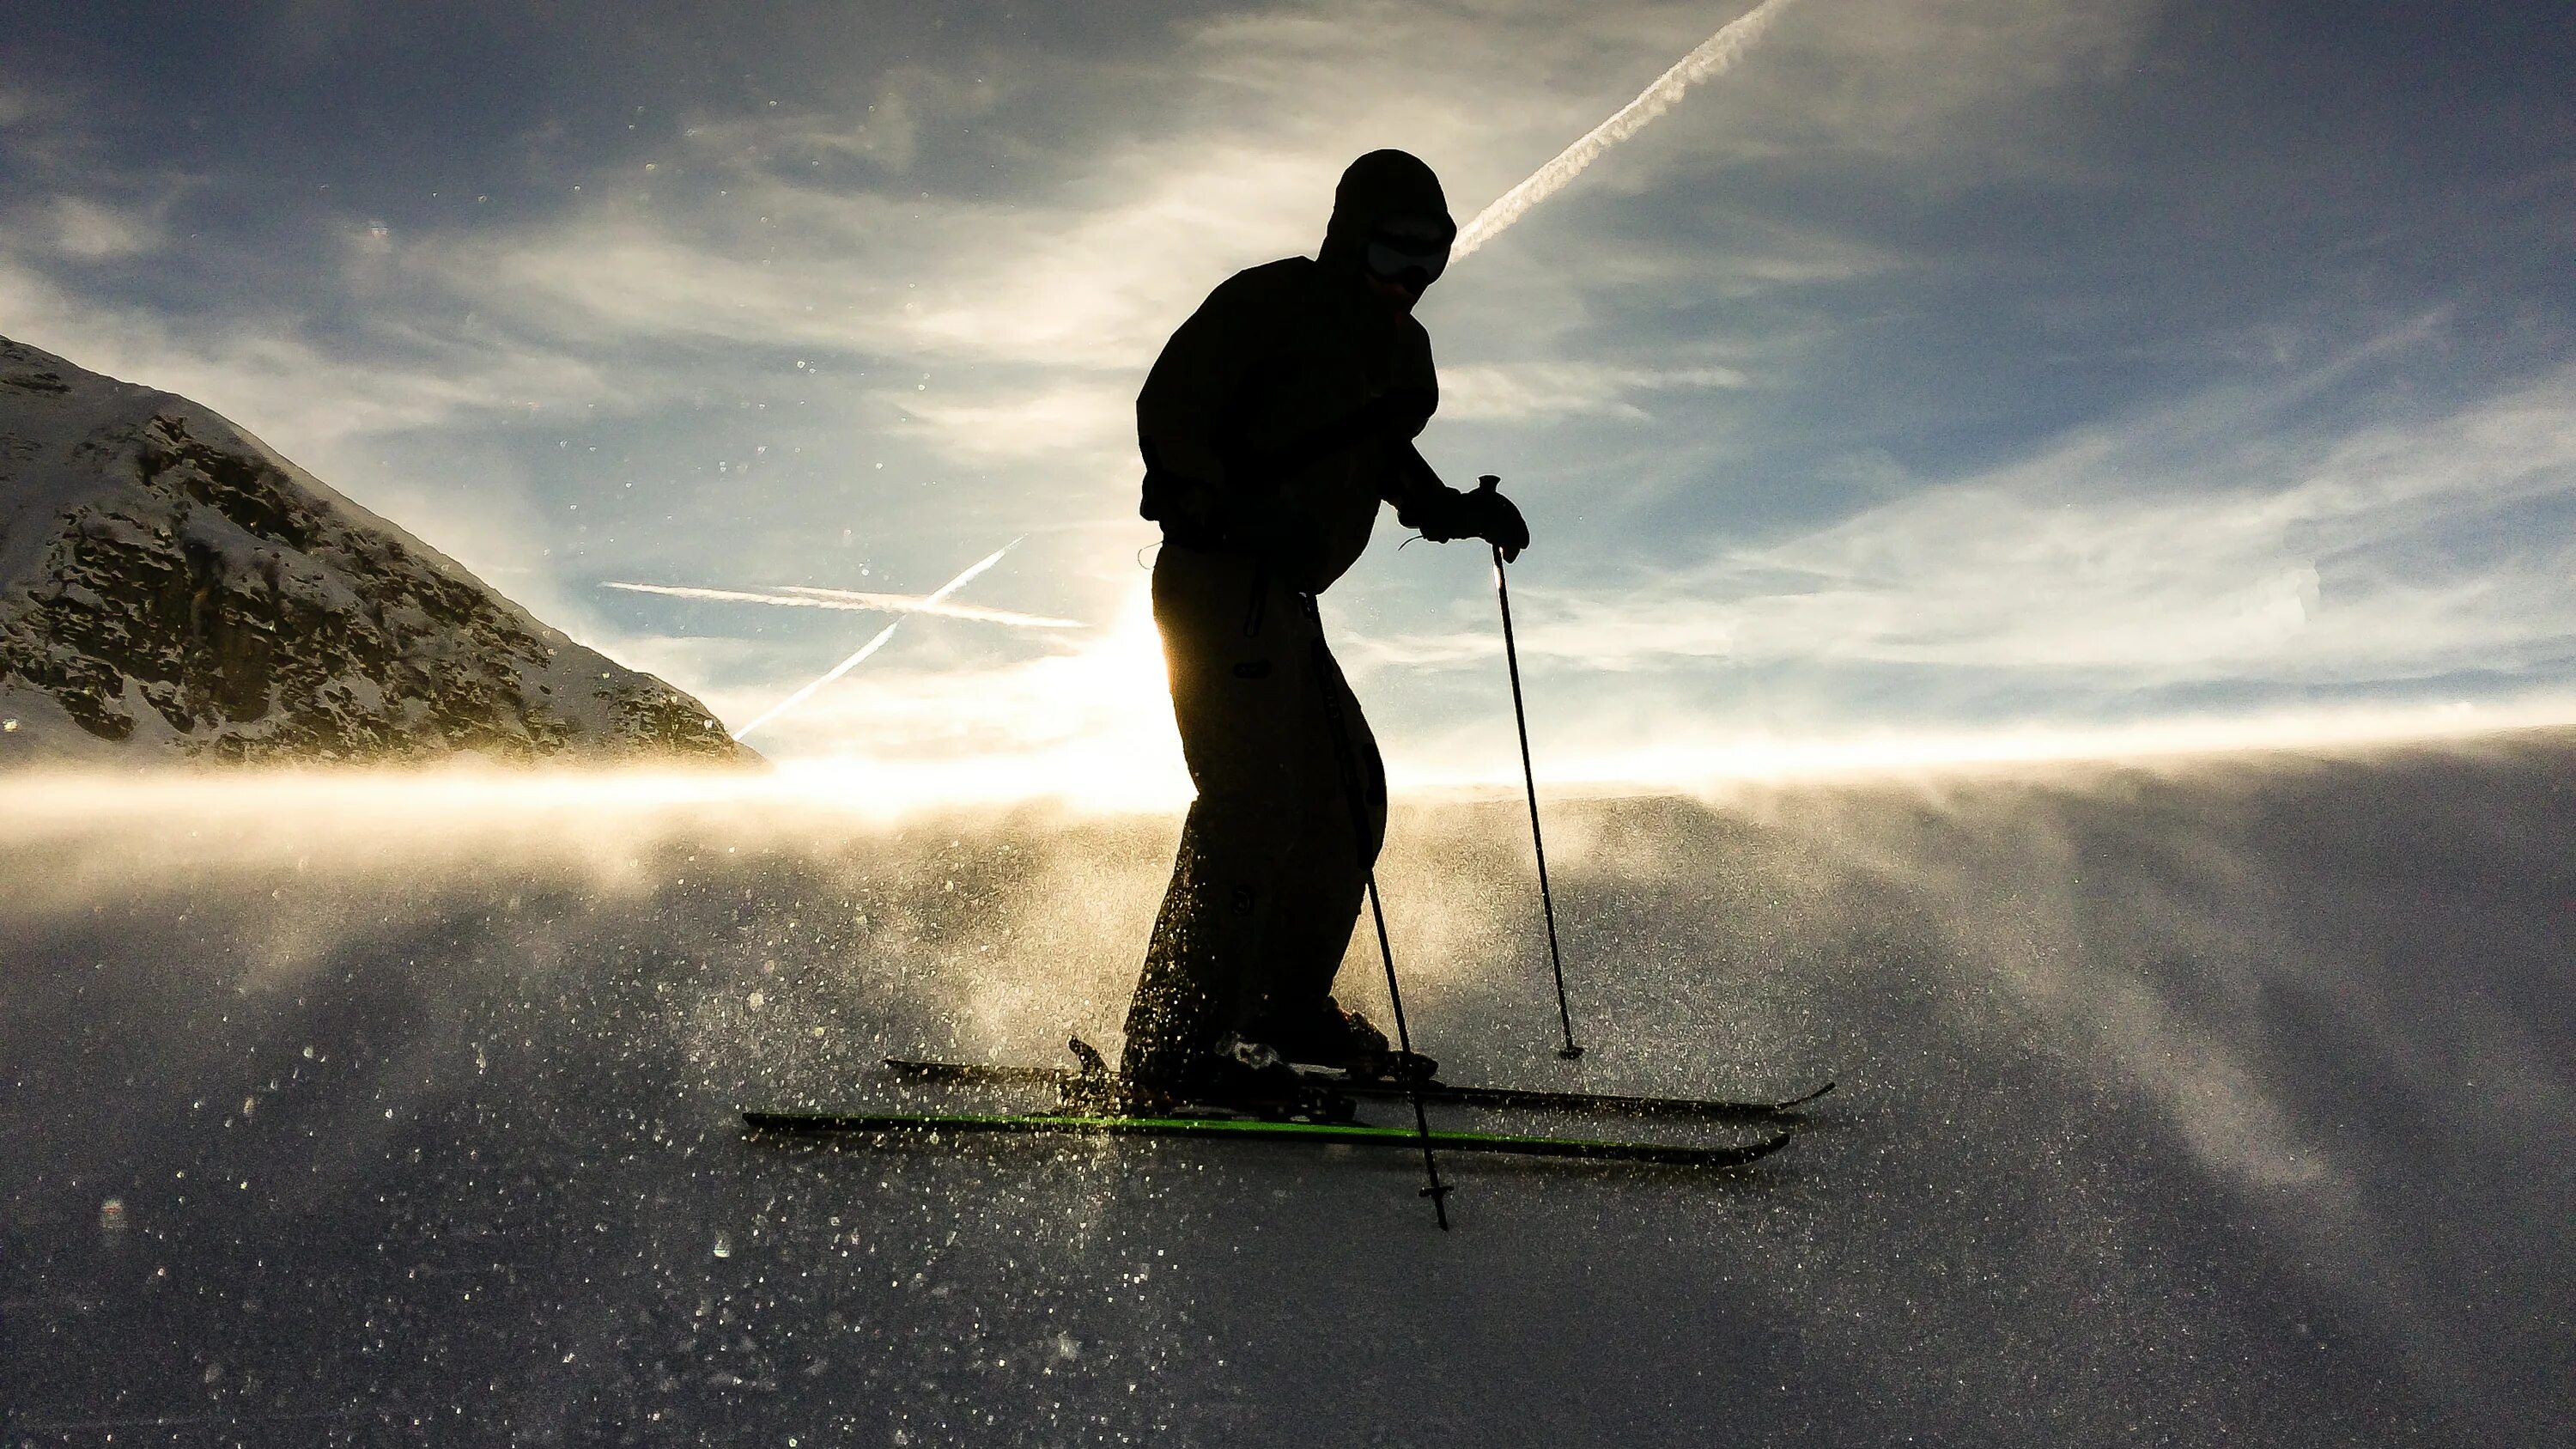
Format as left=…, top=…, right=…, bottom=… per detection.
left=1363, top=219, right=1453, bottom=289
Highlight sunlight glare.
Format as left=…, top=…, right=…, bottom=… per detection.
left=754, top=579, right=1190, bottom=813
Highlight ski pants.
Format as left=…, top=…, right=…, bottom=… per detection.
left=1119, top=543, right=1387, bottom=1082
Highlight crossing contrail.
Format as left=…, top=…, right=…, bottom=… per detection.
left=779, top=585, right=1082, bottom=628
left=728, top=540, right=1020, bottom=742
left=604, top=580, right=1081, bottom=630
left=1453, top=0, right=1803, bottom=260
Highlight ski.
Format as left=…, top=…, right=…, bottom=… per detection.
left=878, top=1056, right=1833, bottom=1120
left=741, top=1108, right=1793, bottom=1167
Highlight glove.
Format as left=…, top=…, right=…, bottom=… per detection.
left=1413, top=475, right=1528, bottom=561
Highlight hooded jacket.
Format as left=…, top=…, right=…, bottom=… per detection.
left=1138, top=149, right=1461, bottom=593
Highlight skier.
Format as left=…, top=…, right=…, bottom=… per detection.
left=1116, top=149, right=1529, bottom=1111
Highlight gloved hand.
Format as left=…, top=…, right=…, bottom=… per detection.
left=1398, top=471, right=1531, bottom=560
left=1449, top=475, right=1529, bottom=562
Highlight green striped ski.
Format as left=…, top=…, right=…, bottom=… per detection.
left=741, top=1108, right=1792, bottom=1167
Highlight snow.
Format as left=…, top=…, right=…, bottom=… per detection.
left=3, top=338, right=444, bottom=608
left=1, top=736, right=2568, bottom=1442
left=0, top=684, right=118, bottom=766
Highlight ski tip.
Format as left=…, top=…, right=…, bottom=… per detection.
left=1683, top=1129, right=1795, bottom=1168
left=1605, top=1129, right=1798, bottom=1169
left=1780, top=1081, right=1836, bottom=1111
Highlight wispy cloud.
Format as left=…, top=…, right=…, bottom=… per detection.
left=1438, top=362, right=1749, bottom=422
left=0, top=259, right=609, bottom=446
left=884, top=377, right=1135, bottom=467
left=1353, top=345, right=2576, bottom=696
left=45, top=196, right=164, bottom=259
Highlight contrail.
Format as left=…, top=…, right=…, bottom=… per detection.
left=604, top=580, right=1081, bottom=630
left=728, top=540, right=1019, bottom=742
left=1452, top=0, right=1802, bottom=260
left=778, top=585, right=1082, bottom=629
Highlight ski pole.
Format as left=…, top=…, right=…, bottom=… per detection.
left=1300, top=592, right=1452, bottom=1229
left=1479, top=475, right=1583, bottom=1061
left=1360, top=875, right=1450, bottom=1227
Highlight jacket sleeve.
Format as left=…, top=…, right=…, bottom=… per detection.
left=1387, top=441, right=1464, bottom=532
left=1378, top=320, right=1451, bottom=521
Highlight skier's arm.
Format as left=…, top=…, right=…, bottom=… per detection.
left=1383, top=441, right=1452, bottom=521
left=1389, top=446, right=1530, bottom=562
left=1370, top=320, right=1525, bottom=558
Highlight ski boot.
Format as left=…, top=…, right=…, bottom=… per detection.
left=1183, top=1035, right=1358, bottom=1122
left=1058, top=1035, right=1354, bottom=1123
left=1248, top=998, right=1437, bottom=1085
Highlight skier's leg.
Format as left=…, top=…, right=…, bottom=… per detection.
left=1118, top=546, right=1315, bottom=1086
left=1248, top=639, right=1384, bottom=1024
left=1120, top=803, right=1249, bottom=1085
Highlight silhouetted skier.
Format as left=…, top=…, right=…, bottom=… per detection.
left=1119, top=149, right=1528, bottom=1111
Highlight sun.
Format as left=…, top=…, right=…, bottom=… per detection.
left=753, top=579, right=1191, bottom=814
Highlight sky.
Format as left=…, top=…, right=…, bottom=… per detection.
left=3, top=0, right=2572, bottom=797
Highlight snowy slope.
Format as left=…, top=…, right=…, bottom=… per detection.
left=0, top=736, right=2567, bottom=1443
left=0, top=335, right=748, bottom=766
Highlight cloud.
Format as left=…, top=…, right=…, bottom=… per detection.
left=404, top=0, right=2139, bottom=378
left=1349, top=346, right=2576, bottom=697
left=416, top=135, right=1328, bottom=377
left=0, top=260, right=610, bottom=446
left=1438, top=361, right=1748, bottom=421
left=882, top=376, right=1135, bottom=467
left=15, top=0, right=2564, bottom=775
left=0, top=0, right=2155, bottom=478
left=46, top=196, right=162, bottom=259
left=674, top=65, right=1002, bottom=179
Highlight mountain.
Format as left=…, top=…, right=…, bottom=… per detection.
left=0, top=336, right=749, bottom=766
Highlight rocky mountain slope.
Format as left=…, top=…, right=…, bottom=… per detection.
left=0, top=335, right=749, bottom=766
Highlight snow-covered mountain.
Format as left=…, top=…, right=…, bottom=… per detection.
left=0, top=336, right=749, bottom=767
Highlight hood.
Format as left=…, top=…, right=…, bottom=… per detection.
left=1318, top=149, right=1455, bottom=277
